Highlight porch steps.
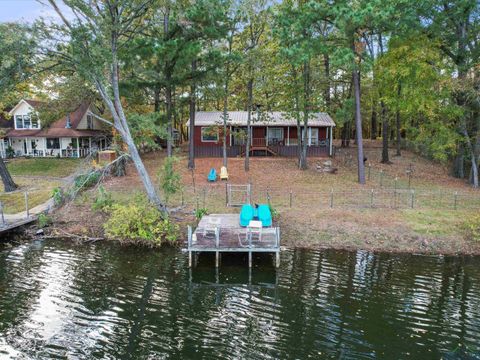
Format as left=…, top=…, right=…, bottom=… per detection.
left=241, top=146, right=278, bottom=157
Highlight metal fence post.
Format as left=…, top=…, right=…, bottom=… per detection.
left=370, top=189, right=374, bottom=208
left=203, top=187, right=206, bottom=209
left=289, top=190, right=293, bottom=208
left=25, top=192, right=29, bottom=218
left=368, top=163, right=371, bottom=181
left=454, top=191, right=458, bottom=210
left=225, top=183, right=228, bottom=207
left=410, top=190, right=415, bottom=209
left=330, top=189, right=334, bottom=208
left=380, top=170, right=384, bottom=187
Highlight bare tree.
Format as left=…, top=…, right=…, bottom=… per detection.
left=46, top=0, right=166, bottom=211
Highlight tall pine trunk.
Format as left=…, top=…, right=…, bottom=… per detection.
left=164, top=12, right=173, bottom=157
left=0, top=158, right=17, bottom=192
left=188, top=60, right=196, bottom=170
left=299, top=60, right=310, bottom=170
left=351, top=36, right=365, bottom=184
left=222, top=78, right=228, bottom=168
left=370, top=102, right=377, bottom=140
left=381, top=101, right=390, bottom=163
left=245, top=78, right=253, bottom=172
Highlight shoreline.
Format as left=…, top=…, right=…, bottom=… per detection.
left=13, top=210, right=480, bottom=257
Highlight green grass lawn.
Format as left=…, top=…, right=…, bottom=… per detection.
left=7, top=158, right=81, bottom=178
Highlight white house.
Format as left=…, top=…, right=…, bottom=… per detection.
left=6, top=99, right=110, bottom=158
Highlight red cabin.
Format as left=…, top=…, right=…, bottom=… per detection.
left=186, top=111, right=335, bottom=158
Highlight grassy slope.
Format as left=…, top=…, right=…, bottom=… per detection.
left=7, top=158, right=81, bottom=177
left=1, top=158, right=80, bottom=214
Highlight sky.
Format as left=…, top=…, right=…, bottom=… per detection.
left=0, top=0, right=69, bottom=23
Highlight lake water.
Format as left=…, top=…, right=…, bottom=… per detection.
left=0, top=238, right=479, bottom=359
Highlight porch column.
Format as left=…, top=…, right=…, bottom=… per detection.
left=44, top=138, right=47, bottom=157
left=89, top=137, right=92, bottom=155
left=329, top=126, right=333, bottom=156
left=229, top=126, right=232, bottom=146
left=287, top=126, right=290, bottom=146
left=76, top=138, right=80, bottom=158
left=60, top=138, right=63, bottom=157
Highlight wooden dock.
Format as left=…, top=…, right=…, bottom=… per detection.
left=186, top=214, right=281, bottom=268
left=0, top=217, right=37, bottom=236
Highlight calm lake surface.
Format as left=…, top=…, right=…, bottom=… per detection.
left=0, top=239, right=479, bottom=359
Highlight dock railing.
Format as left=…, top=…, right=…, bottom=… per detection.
left=0, top=191, right=33, bottom=230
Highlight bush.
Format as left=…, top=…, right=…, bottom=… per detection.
left=6, top=146, right=14, bottom=158
left=462, top=214, right=480, bottom=242
left=195, top=207, right=208, bottom=220
left=37, top=213, right=52, bottom=228
left=92, top=185, right=113, bottom=211
left=158, top=157, right=182, bottom=205
left=104, top=195, right=178, bottom=246
left=74, top=171, right=100, bottom=190
left=52, top=187, right=64, bottom=206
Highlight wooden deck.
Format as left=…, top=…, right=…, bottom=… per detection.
left=0, top=217, right=37, bottom=236
left=186, top=214, right=281, bottom=268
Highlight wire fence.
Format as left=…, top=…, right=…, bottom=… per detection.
left=106, top=183, right=480, bottom=213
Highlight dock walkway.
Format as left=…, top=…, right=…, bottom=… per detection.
left=186, top=214, right=281, bottom=268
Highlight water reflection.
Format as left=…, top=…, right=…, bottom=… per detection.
left=0, top=240, right=479, bottom=359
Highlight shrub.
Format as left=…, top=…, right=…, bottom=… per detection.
left=195, top=207, right=208, bottom=220
left=268, top=204, right=279, bottom=220
left=104, top=195, right=178, bottom=246
left=462, top=214, right=480, bottom=242
left=52, top=187, right=64, bottom=206
left=158, top=157, right=182, bottom=205
left=74, top=171, right=100, bottom=190
left=6, top=146, right=14, bottom=158
left=37, top=213, right=52, bottom=228
left=92, top=185, right=113, bottom=211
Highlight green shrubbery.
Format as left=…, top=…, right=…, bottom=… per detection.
left=92, top=185, right=113, bottom=211
left=74, top=171, right=101, bottom=191
left=158, top=156, right=182, bottom=205
left=104, top=195, right=178, bottom=246
left=462, top=214, right=480, bottom=242
left=37, top=213, right=52, bottom=228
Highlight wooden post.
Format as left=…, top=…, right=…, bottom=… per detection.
left=368, top=163, right=371, bottom=180
left=225, top=183, right=228, bottom=206
left=370, top=189, right=374, bottom=208
left=24, top=192, right=29, bottom=218
left=188, top=226, right=192, bottom=268
left=215, top=227, right=220, bottom=268
left=248, top=226, right=252, bottom=268
left=289, top=190, right=293, bottom=208
left=454, top=191, right=458, bottom=210
left=410, top=190, right=415, bottom=208
left=330, top=189, right=334, bottom=208
left=0, top=201, right=4, bottom=226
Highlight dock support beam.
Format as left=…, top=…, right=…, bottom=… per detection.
left=188, top=225, right=193, bottom=268
left=248, top=251, right=252, bottom=268
left=275, top=252, right=280, bottom=268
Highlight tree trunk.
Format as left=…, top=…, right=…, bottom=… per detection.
left=351, top=38, right=365, bottom=184
left=0, top=157, right=17, bottom=192
left=381, top=102, right=390, bottom=164
left=188, top=60, right=196, bottom=170
left=164, top=13, right=173, bottom=157
left=299, top=60, right=310, bottom=170
left=323, top=53, right=331, bottom=110
left=245, top=78, right=253, bottom=172
left=222, top=79, right=228, bottom=168
left=370, top=103, right=377, bottom=140
left=395, top=108, right=401, bottom=156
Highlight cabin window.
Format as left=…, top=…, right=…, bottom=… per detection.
left=31, top=117, right=39, bottom=129
left=301, top=127, right=319, bottom=146
left=14, top=114, right=39, bottom=129
left=46, top=138, right=60, bottom=149
left=201, top=127, right=218, bottom=142
left=87, top=115, right=94, bottom=129
left=15, top=115, right=23, bottom=129
left=267, top=127, right=284, bottom=145
left=23, top=116, right=31, bottom=129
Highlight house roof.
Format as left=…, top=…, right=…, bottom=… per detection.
left=186, top=111, right=336, bottom=127
left=6, top=101, right=105, bottom=138
left=8, top=99, right=44, bottom=116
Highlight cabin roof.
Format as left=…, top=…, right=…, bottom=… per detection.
left=186, top=111, right=336, bottom=127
